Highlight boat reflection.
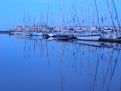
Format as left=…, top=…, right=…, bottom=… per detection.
left=1, top=35, right=121, bottom=91
left=15, top=36, right=121, bottom=91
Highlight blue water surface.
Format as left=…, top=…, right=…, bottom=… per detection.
left=0, top=35, right=121, bottom=91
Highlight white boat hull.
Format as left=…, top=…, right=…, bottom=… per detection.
left=76, top=35, right=100, bottom=41
left=13, top=32, right=31, bottom=36
left=48, top=33, right=54, bottom=37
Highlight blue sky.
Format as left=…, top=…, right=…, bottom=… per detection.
left=0, top=0, right=121, bottom=29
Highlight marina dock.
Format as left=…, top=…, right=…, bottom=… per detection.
left=1, top=26, right=121, bottom=44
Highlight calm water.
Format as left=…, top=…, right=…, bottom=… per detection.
left=0, top=35, right=121, bottom=91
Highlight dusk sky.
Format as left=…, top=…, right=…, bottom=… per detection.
left=0, top=1, right=121, bottom=91
left=0, top=0, right=121, bottom=29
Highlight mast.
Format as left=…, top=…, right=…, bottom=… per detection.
left=59, top=7, right=63, bottom=30
left=88, top=0, right=92, bottom=30
left=106, top=0, right=116, bottom=34
left=40, top=13, right=46, bottom=28
left=46, top=5, right=50, bottom=28
left=23, top=10, right=26, bottom=29
left=94, top=0, right=101, bottom=30
left=69, top=7, right=76, bottom=28
left=59, top=0, right=63, bottom=31
left=111, top=0, right=121, bottom=30
left=33, top=16, right=36, bottom=32
left=62, top=12, right=66, bottom=29
left=72, top=4, right=80, bottom=27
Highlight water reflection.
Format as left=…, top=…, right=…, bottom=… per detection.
left=0, top=35, right=121, bottom=91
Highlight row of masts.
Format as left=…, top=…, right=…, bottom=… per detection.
left=10, top=0, right=121, bottom=43
left=12, top=0, right=120, bottom=32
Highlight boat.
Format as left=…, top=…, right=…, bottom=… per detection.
left=29, top=32, right=42, bottom=36
left=76, top=34, right=101, bottom=41
left=47, top=32, right=55, bottom=37
left=53, top=34, right=75, bottom=41
left=13, top=31, right=31, bottom=36
left=75, top=30, right=102, bottom=41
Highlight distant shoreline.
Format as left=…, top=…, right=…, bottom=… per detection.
left=0, top=31, right=11, bottom=34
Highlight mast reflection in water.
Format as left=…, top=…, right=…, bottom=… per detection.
left=0, top=35, right=121, bottom=91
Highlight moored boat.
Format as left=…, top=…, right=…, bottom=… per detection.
left=76, top=34, right=101, bottom=41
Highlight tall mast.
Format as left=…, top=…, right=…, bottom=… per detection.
left=40, top=13, right=46, bottom=27
left=94, top=0, right=101, bottom=30
left=59, top=0, right=63, bottom=30
left=59, top=7, right=63, bottom=30
left=111, top=0, right=121, bottom=30
left=62, top=12, right=66, bottom=29
left=88, top=0, right=92, bottom=30
left=72, top=4, right=80, bottom=27
left=46, top=5, right=50, bottom=28
left=23, top=10, right=26, bottom=27
left=106, top=0, right=116, bottom=33
left=33, top=16, right=36, bottom=32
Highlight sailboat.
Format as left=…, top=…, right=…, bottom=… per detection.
left=101, top=0, right=121, bottom=40
left=76, top=29, right=101, bottom=41
left=76, top=0, right=102, bottom=41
